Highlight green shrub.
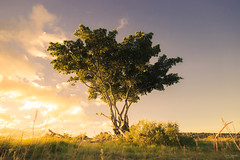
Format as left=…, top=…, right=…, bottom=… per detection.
left=94, top=132, right=112, bottom=140
left=178, top=134, right=196, bottom=146
left=124, top=119, right=194, bottom=146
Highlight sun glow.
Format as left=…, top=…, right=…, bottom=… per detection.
left=20, top=101, right=58, bottom=112
left=71, top=107, right=82, bottom=115
left=2, top=91, right=22, bottom=99
left=0, top=75, right=3, bottom=82
left=0, top=106, right=8, bottom=113
left=0, top=119, right=20, bottom=129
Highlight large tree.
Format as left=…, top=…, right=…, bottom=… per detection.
left=47, top=25, right=183, bottom=135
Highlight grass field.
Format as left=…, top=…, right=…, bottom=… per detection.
left=0, top=135, right=239, bottom=160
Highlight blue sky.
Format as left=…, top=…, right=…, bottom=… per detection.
left=0, top=0, right=240, bottom=137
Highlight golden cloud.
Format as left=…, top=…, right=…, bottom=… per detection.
left=0, top=5, right=93, bottom=135
left=0, top=5, right=65, bottom=82
left=0, top=113, right=14, bottom=122
left=0, top=5, right=113, bottom=138
left=0, top=76, right=88, bottom=117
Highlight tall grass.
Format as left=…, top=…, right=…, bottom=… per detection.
left=0, top=136, right=101, bottom=159
left=1, top=119, right=240, bottom=159
left=0, top=134, right=239, bottom=159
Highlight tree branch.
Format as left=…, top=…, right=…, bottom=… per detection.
left=48, top=129, right=65, bottom=138
left=215, top=121, right=233, bottom=139
left=124, top=101, right=132, bottom=122
left=120, top=104, right=126, bottom=117
left=96, top=113, right=111, bottom=120
left=120, top=86, right=131, bottom=116
left=107, top=82, right=116, bottom=105
left=80, top=79, right=98, bottom=90
left=107, top=82, right=121, bottom=118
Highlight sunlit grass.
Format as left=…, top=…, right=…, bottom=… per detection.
left=0, top=120, right=239, bottom=159
left=0, top=136, right=101, bottom=159
left=0, top=135, right=239, bottom=159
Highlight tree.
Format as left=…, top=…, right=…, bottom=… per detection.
left=47, top=25, right=183, bottom=135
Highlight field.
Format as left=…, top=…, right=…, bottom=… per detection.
left=0, top=134, right=239, bottom=160
left=1, top=120, right=239, bottom=159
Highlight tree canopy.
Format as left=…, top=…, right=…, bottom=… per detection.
left=47, top=24, right=183, bottom=135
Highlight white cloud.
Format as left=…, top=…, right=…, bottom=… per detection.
left=116, top=18, right=128, bottom=30
left=0, top=4, right=74, bottom=118
left=56, top=82, right=69, bottom=90
left=0, top=77, right=87, bottom=116
left=71, top=107, right=82, bottom=115
left=0, top=5, right=66, bottom=82
left=24, top=115, right=31, bottom=119
left=0, top=46, right=41, bottom=82
left=0, top=5, right=93, bottom=136
left=0, top=107, right=8, bottom=113
left=0, top=4, right=114, bottom=138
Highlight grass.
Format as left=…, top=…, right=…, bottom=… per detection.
left=0, top=136, right=239, bottom=160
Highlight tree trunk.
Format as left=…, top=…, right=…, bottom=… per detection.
left=112, top=116, right=129, bottom=135
left=102, top=85, right=131, bottom=135
left=120, top=121, right=130, bottom=133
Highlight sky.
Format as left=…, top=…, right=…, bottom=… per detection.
left=0, top=0, right=240, bottom=137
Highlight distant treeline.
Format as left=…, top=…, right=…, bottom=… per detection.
left=180, top=132, right=240, bottom=139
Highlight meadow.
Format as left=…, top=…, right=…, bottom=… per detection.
left=0, top=120, right=239, bottom=160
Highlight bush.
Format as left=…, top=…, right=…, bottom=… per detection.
left=124, top=119, right=194, bottom=146
left=75, top=133, right=89, bottom=141
left=178, top=134, right=196, bottom=146
left=94, top=132, right=113, bottom=141
left=124, top=119, right=177, bottom=146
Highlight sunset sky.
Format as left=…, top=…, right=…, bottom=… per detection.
left=0, top=0, right=240, bottom=137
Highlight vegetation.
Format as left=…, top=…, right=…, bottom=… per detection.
left=0, top=135, right=239, bottom=159
left=1, top=120, right=240, bottom=159
left=47, top=25, right=183, bottom=135
left=123, top=119, right=196, bottom=147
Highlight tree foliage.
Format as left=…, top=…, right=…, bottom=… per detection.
left=47, top=24, right=183, bottom=135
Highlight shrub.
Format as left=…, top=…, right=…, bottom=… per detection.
left=75, top=133, right=89, bottom=141
left=124, top=119, right=194, bottom=146
left=94, top=132, right=113, bottom=141
left=178, top=134, right=196, bottom=146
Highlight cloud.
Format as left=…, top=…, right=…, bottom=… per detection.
left=0, top=113, right=14, bottom=122
left=0, top=106, right=8, bottom=113
left=0, top=5, right=66, bottom=83
left=0, top=47, right=41, bottom=82
left=0, top=5, right=113, bottom=138
left=0, top=5, right=94, bottom=136
left=0, top=4, right=65, bottom=60
left=116, top=18, right=128, bottom=30
left=0, top=76, right=88, bottom=117
left=56, top=82, right=69, bottom=90
left=0, top=75, right=91, bottom=136
left=0, top=4, right=71, bottom=115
